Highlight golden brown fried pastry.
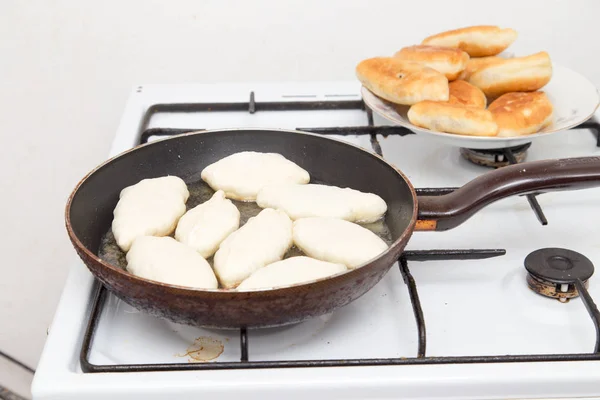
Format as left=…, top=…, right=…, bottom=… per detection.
left=356, top=57, right=449, bottom=105
left=458, top=56, right=503, bottom=81
left=422, top=25, right=518, bottom=57
left=407, top=101, right=498, bottom=136
left=447, top=80, right=487, bottom=108
left=393, top=45, right=469, bottom=81
left=468, top=52, right=552, bottom=98
left=488, top=92, right=553, bottom=137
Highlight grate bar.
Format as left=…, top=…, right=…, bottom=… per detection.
left=370, top=134, right=383, bottom=156
left=525, top=195, right=549, bottom=226
left=81, top=351, right=600, bottom=373
left=140, top=126, right=414, bottom=144
left=240, top=328, right=249, bottom=361
left=399, top=256, right=426, bottom=357
left=573, top=278, right=600, bottom=353
left=139, top=100, right=365, bottom=132
left=403, top=249, right=506, bottom=261
left=80, top=282, right=107, bottom=373
left=249, top=92, right=256, bottom=114
left=366, top=106, right=374, bottom=126
left=297, top=126, right=412, bottom=136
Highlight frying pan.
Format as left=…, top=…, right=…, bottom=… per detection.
left=66, top=128, right=600, bottom=329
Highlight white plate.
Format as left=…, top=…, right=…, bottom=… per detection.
left=361, top=64, right=600, bottom=149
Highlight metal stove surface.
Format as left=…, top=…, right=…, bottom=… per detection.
left=32, top=82, right=600, bottom=400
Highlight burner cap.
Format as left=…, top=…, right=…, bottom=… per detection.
left=525, top=248, right=594, bottom=284
left=525, top=248, right=594, bottom=301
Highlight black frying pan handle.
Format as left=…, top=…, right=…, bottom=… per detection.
left=416, top=156, right=600, bottom=231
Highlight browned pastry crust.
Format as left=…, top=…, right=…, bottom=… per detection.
left=447, top=80, right=487, bottom=109
left=458, top=56, right=503, bottom=81
left=407, top=101, right=498, bottom=136
left=422, top=25, right=518, bottom=57
left=356, top=57, right=449, bottom=105
left=393, top=45, right=469, bottom=81
left=468, top=51, right=552, bottom=98
left=488, top=92, right=554, bottom=137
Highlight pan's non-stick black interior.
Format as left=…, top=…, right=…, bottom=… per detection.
left=69, top=129, right=416, bottom=254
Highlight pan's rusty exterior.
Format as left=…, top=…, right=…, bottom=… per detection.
left=67, top=226, right=414, bottom=328
left=65, top=128, right=600, bottom=328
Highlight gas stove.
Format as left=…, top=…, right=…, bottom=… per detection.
left=32, top=82, right=600, bottom=399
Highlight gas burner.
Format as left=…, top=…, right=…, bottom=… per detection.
left=460, top=143, right=532, bottom=168
left=525, top=248, right=595, bottom=302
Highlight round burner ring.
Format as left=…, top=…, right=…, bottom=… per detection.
left=525, top=248, right=594, bottom=301
left=460, top=142, right=531, bottom=168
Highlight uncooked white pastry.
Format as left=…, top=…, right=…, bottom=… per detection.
left=237, top=256, right=348, bottom=290
left=126, top=236, right=218, bottom=289
left=293, top=217, right=388, bottom=269
left=175, top=190, right=240, bottom=258
left=237, top=256, right=347, bottom=290
left=256, top=183, right=387, bottom=223
left=112, top=176, right=189, bottom=252
left=200, top=151, right=310, bottom=201
left=214, top=208, right=293, bottom=288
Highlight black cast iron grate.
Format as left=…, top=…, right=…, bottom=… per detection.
left=139, top=90, right=600, bottom=149
left=80, top=247, right=600, bottom=373
left=138, top=92, right=600, bottom=227
left=80, top=92, right=600, bottom=373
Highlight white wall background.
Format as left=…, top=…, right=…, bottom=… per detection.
left=1, top=0, right=599, bottom=397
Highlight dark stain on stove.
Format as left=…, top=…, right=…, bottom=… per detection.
left=176, top=336, right=224, bottom=362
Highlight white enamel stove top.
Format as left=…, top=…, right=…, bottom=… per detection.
left=32, top=82, right=600, bottom=399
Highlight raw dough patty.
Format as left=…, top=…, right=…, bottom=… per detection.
left=292, top=217, right=389, bottom=269
left=214, top=208, right=293, bottom=288
left=201, top=151, right=310, bottom=201
left=175, top=190, right=240, bottom=258
left=111, top=176, right=189, bottom=252
left=237, top=256, right=347, bottom=290
left=126, top=236, right=218, bottom=289
left=256, top=183, right=387, bottom=223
